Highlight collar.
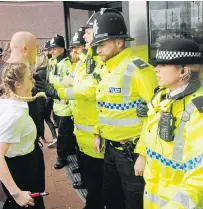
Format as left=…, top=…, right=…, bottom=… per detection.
left=0, top=99, right=28, bottom=108
left=57, top=52, right=67, bottom=63
left=168, top=84, right=188, bottom=98
left=169, top=80, right=201, bottom=100
left=105, top=48, right=132, bottom=72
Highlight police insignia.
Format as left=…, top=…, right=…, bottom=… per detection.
left=50, top=38, right=55, bottom=44
left=93, top=19, right=99, bottom=36
left=86, top=56, right=95, bottom=74
left=73, top=32, right=79, bottom=42
left=109, top=87, right=121, bottom=93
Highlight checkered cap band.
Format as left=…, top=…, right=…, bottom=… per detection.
left=156, top=50, right=201, bottom=60
left=97, top=99, right=143, bottom=111
left=146, top=147, right=203, bottom=172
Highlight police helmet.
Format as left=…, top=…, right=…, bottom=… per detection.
left=49, top=34, right=65, bottom=49
left=70, top=28, right=86, bottom=48
left=0, top=48, right=3, bottom=57
left=150, top=38, right=203, bottom=65
left=91, top=8, right=134, bottom=46
left=42, top=40, right=50, bottom=51
left=82, top=8, right=122, bottom=29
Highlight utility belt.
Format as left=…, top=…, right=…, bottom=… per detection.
left=106, top=138, right=139, bottom=163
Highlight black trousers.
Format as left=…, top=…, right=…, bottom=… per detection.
left=2, top=146, right=45, bottom=209
left=38, top=108, right=57, bottom=139
left=103, top=142, right=145, bottom=209
left=79, top=152, right=104, bottom=209
left=57, top=116, right=76, bottom=161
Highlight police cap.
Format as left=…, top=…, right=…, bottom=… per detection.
left=49, top=34, right=65, bottom=49
left=91, top=8, right=134, bottom=46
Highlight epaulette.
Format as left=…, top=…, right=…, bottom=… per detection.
left=132, top=59, right=149, bottom=70
left=192, top=96, right=203, bottom=113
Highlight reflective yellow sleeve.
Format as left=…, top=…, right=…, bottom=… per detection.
left=57, top=88, right=67, bottom=100
left=134, top=66, right=158, bottom=102
left=57, top=76, right=97, bottom=101
left=135, top=119, right=147, bottom=155
left=93, top=124, right=100, bottom=135
left=54, top=83, right=64, bottom=90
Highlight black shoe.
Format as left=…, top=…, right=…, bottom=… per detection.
left=54, top=160, right=68, bottom=169
left=72, top=181, right=85, bottom=189
left=71, top=166, right=80, bottom=174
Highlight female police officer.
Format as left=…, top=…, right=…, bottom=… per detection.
left=135, top=38, right=203, bottom=209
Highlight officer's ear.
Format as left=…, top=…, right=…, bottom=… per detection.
left=116, top=39, right=125, bottom=49
left=23, top=45, right=28, bottom=51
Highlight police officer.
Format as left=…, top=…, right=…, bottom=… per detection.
left=42, top=40, right=52, bottom=59
left=48, top=34, right=76, bottom=169
left=91, top=9, right=158, bottom=209
left=135, top=38, right=203, bottom=209
left=68, top=28, right=86, bottom=176
left=35, top=12, right=108, bottom=209
left=69, top=28, right=86, bottom=71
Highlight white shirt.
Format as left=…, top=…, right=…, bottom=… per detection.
left=0, top=99, right=36, bottom=157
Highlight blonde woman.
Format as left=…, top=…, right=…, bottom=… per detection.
left=34, top=53, right=57, bottom=144
left=0, top=63, right=46, bottom=209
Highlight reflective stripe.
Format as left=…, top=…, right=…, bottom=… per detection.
left=144, top=190, right=167, bottom=207
left=75, top=124, right=94, bottom=133
left=97, top=99, right=143, bottom=111
left=145, top=190, right=201, bottom=209
left=172, top=102, right=196, bottom=162
left=146, top=147, right=203, bottom=171
left=122, top=62, right=135, bottom=103
left=99, top=116, right=141, bottom=127
left=172, top=191, right=196, bottom=209
left=66, top=88, right=74, bottom=99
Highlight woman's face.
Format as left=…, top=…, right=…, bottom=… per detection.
left=154, top=64, right=182, bottom=90
left=19, top=68, right=34, bottom=97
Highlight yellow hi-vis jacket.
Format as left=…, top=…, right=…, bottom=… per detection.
left=136, top=84, right=203, bottom=209
left=94, top=47, right=158, bottom=141
left=57, top=47, right=107, bottom=158
left=49, top=56, right=72, bottom=117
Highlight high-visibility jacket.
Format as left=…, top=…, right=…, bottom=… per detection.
left=57, top=47, right=106, bottom=158
left=49, top=56, right=72, bottom=117
left=136, top=83, right=203, bottom=209
left=94, top=47, right=158, bottom=141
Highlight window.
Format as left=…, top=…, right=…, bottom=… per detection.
left=148, top=1, right=203, bottom=59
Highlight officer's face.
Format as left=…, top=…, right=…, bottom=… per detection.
left=51, top=47, right=64, bottom=58
left=96, top=39, right=124, bottom=62
left=83, top=28, right=93, bottom=45
left=154, top=64, right=183, bottom=90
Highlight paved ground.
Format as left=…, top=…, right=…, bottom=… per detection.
left=0, top=126, right=85, bottom=209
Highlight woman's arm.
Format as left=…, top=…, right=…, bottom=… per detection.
left=0, top=143, right=19, bottom=194
left=0, top=142, right=34, bottom=207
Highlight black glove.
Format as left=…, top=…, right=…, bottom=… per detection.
left=35, top=81, right=60, bottom=100
left=137, top=101, right=149, bottom=117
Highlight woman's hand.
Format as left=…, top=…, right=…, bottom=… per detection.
left=13, top=190, right=34, bottom=207
left=134, top=154, right=146, bottom=176
left=94, top=134, right=103, bottom=153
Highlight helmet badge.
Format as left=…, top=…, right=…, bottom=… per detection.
left=93, top=19, right=99, bottom=37
left=100, top=8, right=107, bottom=15
left=50, top=38, right=55, bottom=44
left=73, top=32, right=79, bottom=42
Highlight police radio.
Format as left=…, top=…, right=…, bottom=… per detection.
left=158, top=112, right=176, bottom=142
left=86, top=56, right=95, bottom=74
